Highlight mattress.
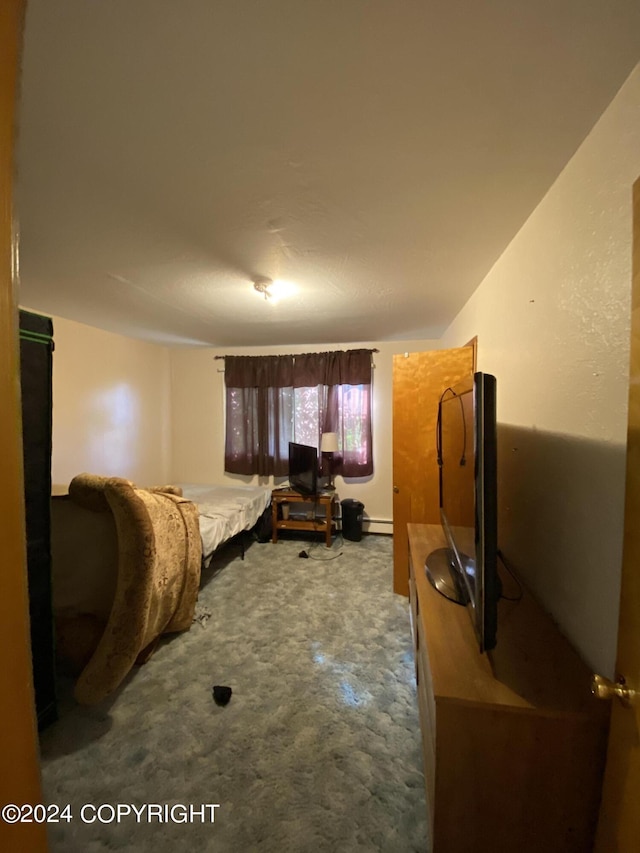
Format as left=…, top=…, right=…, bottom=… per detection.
left=178, top=483, right=271, bottom=562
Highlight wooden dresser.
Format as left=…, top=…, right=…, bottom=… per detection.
left=408, top=523, right=609, bottom=853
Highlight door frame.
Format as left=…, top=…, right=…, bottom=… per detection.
left=593, top=176, right=640, bottom=849
left=0, top=3, right=48, bottom=850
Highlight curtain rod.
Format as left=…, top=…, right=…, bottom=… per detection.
left=214, top=348, right=379, bottom=360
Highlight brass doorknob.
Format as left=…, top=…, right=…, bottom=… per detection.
left=592, top=673, right=637, bottom=706
left=393, top=486, right=399, bottom=493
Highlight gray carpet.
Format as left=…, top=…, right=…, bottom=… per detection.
left=40, top=533, right=428, bottom=852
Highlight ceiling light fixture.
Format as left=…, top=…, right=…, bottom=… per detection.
left=253, top=276, right=273, bottom=300
left=252, top=276, right=297, bottom=304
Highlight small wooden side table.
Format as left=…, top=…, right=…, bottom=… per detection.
left=271, top=489, right=336, bottom=547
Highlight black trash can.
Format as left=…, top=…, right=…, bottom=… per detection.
left=341, top=499, right=364, bottom=542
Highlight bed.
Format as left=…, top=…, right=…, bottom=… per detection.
left=51, top=476, right=272, bottom=704
left=178, top=483, right=272, bottom=565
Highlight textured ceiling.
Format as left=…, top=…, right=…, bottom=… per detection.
left=15, top=1, right=640, bottom=347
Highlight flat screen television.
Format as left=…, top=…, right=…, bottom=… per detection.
left=425, top=372, right=500, bottom=652
left=288, top=442, right=318, bottom=496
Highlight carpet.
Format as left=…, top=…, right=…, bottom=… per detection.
left=40, top=533, right=429, bottom=852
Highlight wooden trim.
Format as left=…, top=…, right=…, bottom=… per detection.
left=464, top=336, right=478, bottom=371
left=0, top=3, right=48, bottom=850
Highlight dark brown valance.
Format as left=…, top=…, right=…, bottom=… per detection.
left=292, top=349, right=373, bottom=388
left=224, top=354, right=294, bottom=389
left=223, top=349, right=373, bottom=389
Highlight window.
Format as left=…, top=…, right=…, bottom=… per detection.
left=224, top=350, right=373, bottom=477
left=336, top=384, right=371, bottom=471
left=292, top=386, right=319, bottom=448
left=291, top=382, right=371, bottom=468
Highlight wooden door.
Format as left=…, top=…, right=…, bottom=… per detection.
left=0, top=3, right=49, bottom=852
left=593, top=178, right=640, bottom=851
left=392, top=347, right=473, bottom=595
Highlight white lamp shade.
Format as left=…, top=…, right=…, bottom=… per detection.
left=320, top=432, right=339, bottom=453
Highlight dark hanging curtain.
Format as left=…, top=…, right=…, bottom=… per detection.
left=293, top=348, right=373, bottom=477
left=224, top=349, right=373, bottom=477
left=224, top=355, right=294, bottom=476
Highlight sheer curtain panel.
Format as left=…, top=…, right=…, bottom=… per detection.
left=224, top=355, right=294, bottom=476
left=293, top=349, right=373, bottom=477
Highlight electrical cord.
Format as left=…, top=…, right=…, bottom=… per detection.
left=436, top=387, right=456, bottom=467
left=308, top=546, right=343, bottom=561
left=497, top=549, right=523, bottom=602
left=436, top=387, right=467, bottom=467
left=306, top=519, right=344, bottom=559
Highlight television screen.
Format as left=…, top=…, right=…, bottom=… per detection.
left=426, top=372, right=499, bottom=652
left=288, top=442, right=318, bottom=496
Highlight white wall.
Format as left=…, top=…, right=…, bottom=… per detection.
left=440, top=64, right=640, bottom=676
left=45, top=314, right=172, bottom=489
left=169, top=339, right=437, bottom=533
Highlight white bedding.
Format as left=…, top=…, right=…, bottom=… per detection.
left=178, top=483, right=271, bottom=563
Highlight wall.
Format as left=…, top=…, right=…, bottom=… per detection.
left=29, top=309, right=441, bottom=529
left=41, top=313, right=172, bottom=489
left=169, top=339, right=438, bottom=533
left=440, top=64, right=640, bottom=677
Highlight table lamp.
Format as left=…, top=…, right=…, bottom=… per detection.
left=320, top=431, right=339, bottom=491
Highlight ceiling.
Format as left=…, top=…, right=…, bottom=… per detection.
left=15, top=1, right=640, bottom=348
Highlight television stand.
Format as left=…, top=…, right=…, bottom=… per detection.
left=271, top=489, right=336, bottom=547
left=408, top=523, right=609, bottom=853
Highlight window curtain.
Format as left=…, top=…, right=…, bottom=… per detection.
left=224, top=355, right=294, bottom=476
left=293, top=348, right=373, bottom=477
left=224, top=349, right=373, bottom=477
